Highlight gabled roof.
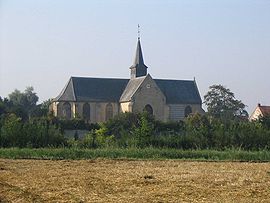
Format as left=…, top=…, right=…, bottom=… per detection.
left=55, top=78, right=76, bottom=101
left=258, top=105, right=270, bottom=116
left=154, top=79, right=202, bottom=104
left=55, top=77, right=129, bottom=102
left=55, top=76, right=202, bottom=104
left=120, top=76, right=146, bottom=102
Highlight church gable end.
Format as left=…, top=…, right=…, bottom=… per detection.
left=131, top=74, right=167, bottom=121
left=55, top=77, right=76, bottom=102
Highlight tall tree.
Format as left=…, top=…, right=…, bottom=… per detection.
left=204, top=84, right=248, bottom=120
left=8, top=86, right=39, bottom=119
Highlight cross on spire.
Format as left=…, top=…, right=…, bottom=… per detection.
left=138, top=24, right=140, bottom=40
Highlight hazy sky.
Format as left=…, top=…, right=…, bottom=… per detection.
left=0, top=0, right=269, bottom=113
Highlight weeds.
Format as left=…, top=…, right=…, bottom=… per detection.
left=0, top=148, right=269, bottom=162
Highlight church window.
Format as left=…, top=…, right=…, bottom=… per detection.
left=63, top=102, right=71, bottom=119
left=144, top=104, right=153, bottom=115
left=83, top=103, right=91, bottom=121
left=106, top=103, right=113, bottom=121
left=185, top=106, right=192, bottom=117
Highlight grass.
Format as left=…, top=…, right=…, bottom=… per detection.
left=1, top=159, right=270, bottom=202
left=0, top=147, right=270, bottom=161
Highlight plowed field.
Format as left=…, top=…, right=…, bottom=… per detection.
left=0, top=159, right=269, bottom=202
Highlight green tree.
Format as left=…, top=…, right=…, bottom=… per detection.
left=204, top=84, right=248, bottom=120
left=8, top=86, right=39, bottom=119
left=0, top=113, right=23, bottom=147
left=133, top=113, right=154, bottom=148
left=31, top=99, right=52, bottom=118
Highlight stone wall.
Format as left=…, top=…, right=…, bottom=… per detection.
left=52, top=101, right=119, bottom=123
left=168, top=104, right=204, bottom=121
left=120, top=102, right=132, bottom=113
left=131, top=75, right=167, bottom=121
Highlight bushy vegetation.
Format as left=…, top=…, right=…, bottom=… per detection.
left=0, top=148, right=270, bottom=162
left=1, top=109, right=270, bottom=150
left=66, top=112, right=270, bottom=151
left=0, top=114, right=66, bottom=148
left=0, top=85, right=270, bottom=153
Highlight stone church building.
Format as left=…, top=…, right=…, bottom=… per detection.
left=51, top=38, right=204, bottom=123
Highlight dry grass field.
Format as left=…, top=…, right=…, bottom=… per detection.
left=0, top=159, right=270, bottom=203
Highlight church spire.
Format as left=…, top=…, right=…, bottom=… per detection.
left=133, top=38, right=145, bottom=66
left=130, top=25, right=148, bottom=79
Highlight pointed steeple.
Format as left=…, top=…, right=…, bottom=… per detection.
left=130, top=38, right=148, bottom=79
left=133, top=39, right=145, bottom=65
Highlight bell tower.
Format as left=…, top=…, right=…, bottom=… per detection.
left=130, top=25, right=148, bottom=79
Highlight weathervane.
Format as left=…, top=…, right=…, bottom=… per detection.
left=138, top=24, right=140, bottom=40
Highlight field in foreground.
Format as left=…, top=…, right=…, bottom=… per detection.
left=0, top=159, right=270, bottom=202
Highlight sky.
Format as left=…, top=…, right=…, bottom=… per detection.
left=0, top=0, right=269, bottom=114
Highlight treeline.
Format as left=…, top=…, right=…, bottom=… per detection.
left=0, top=113, right=100, bottom=148
left=1, top=85, right=270, bottom=150
left=74, top=112, right=270, bottom=150
left=1, top=111, right=270, bottom=150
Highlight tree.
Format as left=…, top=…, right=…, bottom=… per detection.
left=0, top=97, right=6, bottom=116
left=8, top=86, right=39, bottom=119
left=0, top=113, right=23, bottom=147
left=204, top=84, right=248, bottom=120
left=31, top=99, right=52, bottom=118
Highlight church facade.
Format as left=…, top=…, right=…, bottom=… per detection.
left=51, top=38, right=204, bottom=122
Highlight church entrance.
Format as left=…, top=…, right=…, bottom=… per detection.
left=143, top=104, right=153, bottom=115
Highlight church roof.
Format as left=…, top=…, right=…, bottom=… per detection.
left=120, top=76, right=146, bottom=102
left=55, top=77, right=129, bottom=102
left=155, top=79, right=202, bottom=104
left=55, top=76, right=202, bottom=104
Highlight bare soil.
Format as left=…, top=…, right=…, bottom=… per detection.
left=0, top=159, right=270, bottom=202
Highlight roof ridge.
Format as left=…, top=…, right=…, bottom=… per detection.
left=71, top=76, right=129, bottom=80
left=154, top=78, right=194, bottom=82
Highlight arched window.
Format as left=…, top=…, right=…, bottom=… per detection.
left=185, top=106, right=192, bottom=117
left=144, top=104, right=153, bottom=115
left=83, top=103, right=90, bottom=121
left=105, top=103, right=113, bottom=121
left=63, top=102, right=71, bottom=119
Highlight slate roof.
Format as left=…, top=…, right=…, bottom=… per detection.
left=132, top=39, right=147, bottom=67
left=155, top=79, right=202, bottom=104
left=55, top=76, right=202, bottom=104
left=120, top=76, right=146, bottom=102
left=55, top=77, right=129, bottom=102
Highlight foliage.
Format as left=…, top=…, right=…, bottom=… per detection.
left=133, top=113, right=154, bottom=147
left=0, top=114, right=66, bottom=148
left=55, top=118, right=100, bottom=131
left=259, top=115, right=270, bottom=130
left=204, top=84, right=248, bottom=120
left=8, top=87, right=39, bottom=119
left=1, top=86, right=270, bottom=151
left=0, top=148, right=270, bottom=162
left=0, top=114, right=22, bottom=147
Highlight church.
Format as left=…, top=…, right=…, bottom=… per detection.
left=51, top=37, right=204, bottom=123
